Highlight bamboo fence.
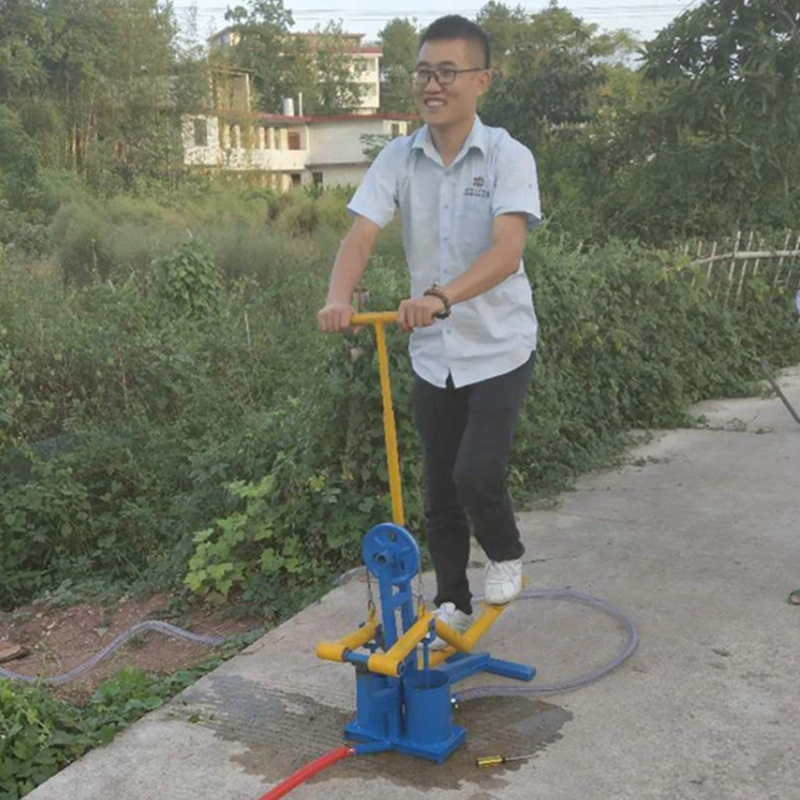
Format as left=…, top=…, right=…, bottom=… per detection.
left=681, top=230, right=800, bottom=307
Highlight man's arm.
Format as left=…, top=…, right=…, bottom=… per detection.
left=396, top=213, right=529, bottom=332
left=440, top=212, right=528, bottom=303
left=317, top=215, right=382, bottom=332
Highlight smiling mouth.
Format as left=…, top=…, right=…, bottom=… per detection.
left=424, top=99, right=446, bottom=108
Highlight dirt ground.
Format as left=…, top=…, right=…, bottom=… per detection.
left=0, top=592, right=265, bottom=704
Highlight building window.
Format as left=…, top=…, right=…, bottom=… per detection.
left=312, top=171, right=323, bottom=187
left=264, top=126, right=271, bottom=149
left=193, top=118, right=208, bottom=147
left=291, top=173, right=302, bottom=187
left=287, top=130, right=302, bottom=151
left=391, top=123, right=401, bottom=138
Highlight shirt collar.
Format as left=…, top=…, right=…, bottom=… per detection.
left=412, top=115, right=487, bottom=166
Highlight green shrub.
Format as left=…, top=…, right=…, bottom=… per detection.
left=2, top=197, right=799, bottom=612
left=179, top=236, right=800, bottom=607
left=184, top=330, right=425, bottom=611
left=0, top=455, right=90, bottom=607
left=50, top=200, right=117, bottom=285
left=151, top=239, right=222, bottom=318
left=0, top=664, right=228, bottom=800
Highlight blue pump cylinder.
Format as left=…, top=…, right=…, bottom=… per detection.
left=403, top=670, right=453, bottom=746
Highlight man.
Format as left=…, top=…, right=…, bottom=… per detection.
left=317, top=15, right=541, bottom=646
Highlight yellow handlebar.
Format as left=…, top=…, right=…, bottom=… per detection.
left=351, top=311, right=398, bottom=326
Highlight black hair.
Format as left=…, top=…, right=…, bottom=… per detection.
left=418, top=15, right=491, bottom=70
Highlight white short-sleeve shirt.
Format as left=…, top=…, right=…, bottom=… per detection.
left=347, top=115, right=541, bottom=388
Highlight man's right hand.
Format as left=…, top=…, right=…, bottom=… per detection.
left=317, top=302, right=356, bottom=333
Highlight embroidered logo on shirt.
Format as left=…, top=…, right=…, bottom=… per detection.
left=464, top=176, right=490, bottom=198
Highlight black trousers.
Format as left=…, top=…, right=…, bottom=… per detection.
left=412, top=353, right=535, bottom=615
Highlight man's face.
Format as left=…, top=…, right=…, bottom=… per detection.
left=412, top=38, right=489, bottom=129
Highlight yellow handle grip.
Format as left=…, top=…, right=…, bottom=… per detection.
left=316, top=619, right=380, bottom=662
left=350, top=311, right=398, bottom=326
left=366, top=652, right=403, bottom=677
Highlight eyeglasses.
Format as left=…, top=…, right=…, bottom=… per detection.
left=412, top=67, right=485, bottom=87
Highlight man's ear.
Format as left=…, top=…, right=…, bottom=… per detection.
left=477, top=69, right=491, bottom=97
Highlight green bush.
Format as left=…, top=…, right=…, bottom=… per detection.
left=182, top=236, right=800, bottom=606
left=2, top=192, right=799, bottom=612
left=0, top=664, right=227, bottom=800
left=151, top=239, right=222, bottom=317
left=0, top=455, right=90, bottom=607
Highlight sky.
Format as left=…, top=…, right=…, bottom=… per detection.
left=175, top=0, right=703, bottom=46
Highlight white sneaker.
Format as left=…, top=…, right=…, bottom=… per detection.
left=484, top=558, right=523, bottom=605
left=428, top=602, right=474, bottom=651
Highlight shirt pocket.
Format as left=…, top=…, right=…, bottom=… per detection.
left=458, top=193, right=494, bottom=257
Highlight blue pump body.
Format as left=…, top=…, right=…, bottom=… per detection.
left=343, top=523, right=536, bottom=763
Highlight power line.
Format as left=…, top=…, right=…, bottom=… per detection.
left=177, top=11, right=692, bottom=21
left=177, top=4, right=695, bottom=11
left=174, top=2, right=696, bottom=31
left=174, top=2, right=703, bottom=13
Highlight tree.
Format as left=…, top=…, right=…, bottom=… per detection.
left=218, top=6, right=367, bottom=114
left=0, top=0, right=50, bottom=101
left=306, top=21, right=365, bottom=114
left=377, top=18, right=417, bottom=114
left=0, top=104, right=43, bottom=209
left=642, top=0, right=800, bottom=206
left=217, top=0, right=303, bottom=114
left=0, top=0, right=207, bottom=186
left=475, top=1, right=529, bottom=73
left=479, top=2, right=614, bottom=151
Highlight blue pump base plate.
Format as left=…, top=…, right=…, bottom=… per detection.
left=344, top=721, right=467, bottom=764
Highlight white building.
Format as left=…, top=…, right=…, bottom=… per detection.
left=185, top=30, right=414, bottom=189
left=182, top=109, right=411, bottom=190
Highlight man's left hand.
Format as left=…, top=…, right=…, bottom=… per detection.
left=397, top=295, right=446, bottom=332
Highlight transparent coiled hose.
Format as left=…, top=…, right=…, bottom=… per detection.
left=453, top=588, right=638, bottom=702
left=0, top=620, right=226, bottom=686
left=0, top=583, right=637, bottom=694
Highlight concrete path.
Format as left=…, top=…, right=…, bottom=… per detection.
left=28, top=367, right=800, bottom=800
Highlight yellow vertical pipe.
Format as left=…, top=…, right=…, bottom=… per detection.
left=373, top=320, right=405, bottom=526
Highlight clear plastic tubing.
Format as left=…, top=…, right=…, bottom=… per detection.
left=0, top=587, right=637, bottom=696
left=453, top=588, right=639, bottom=702
left=0, top=621, right=225, bottom=686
